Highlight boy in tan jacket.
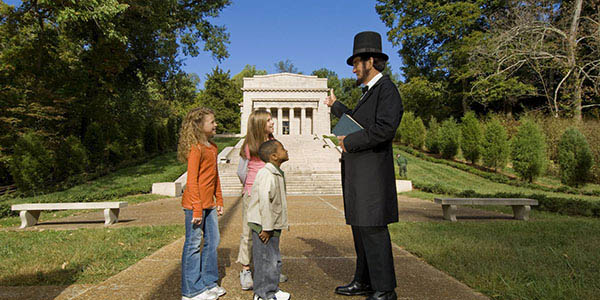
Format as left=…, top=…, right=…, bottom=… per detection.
left=247, top=140, right=290, bottom=300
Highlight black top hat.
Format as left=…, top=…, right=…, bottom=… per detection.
left=346, top=31, right=389, bottom=66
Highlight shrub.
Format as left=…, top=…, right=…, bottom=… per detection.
left=9, top=132, right=55, bottom=193
left=481, top=118, right=509, bottom=171
left=143, top=122, right=158, bottom=154
left=397, top=111, right=415, bottom=144
left=425, top=116, right=441, bottom=154
left=55, top=136, right=89, bottom=182
left=438, top=117, right=460, bottom=159
left=0, top=153, right=12, bottom=186
left=558, top=127, right=593, bottom=187
left=460, top=111, right=482, bottom=164
left=410, top=116, right=426, bottom=150
left=511, top=119, right=547, bottom=183
left=84, top=122, right=107, bottom=166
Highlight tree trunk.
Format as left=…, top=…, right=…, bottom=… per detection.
left=569, top=0, right=583, bottom=121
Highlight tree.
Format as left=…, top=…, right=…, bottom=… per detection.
left=481, top=118, right=509, bottom=171
left=274, top=59, right=300, bottom=73
left=0, top=0, right=231, bottom=190
left=439, top=117, right=461, bottom=159
left=200, top=67, right=241, bottom=133
left=425, top=116, right=441, bottom=154
left=460, top=111, right=482, bottom=164
left=471, top=0, right=600, bottom=120
left=558, top=127, right=593, bottom=187
left=511, top=119, right=547, bottom=183
left=376, top=0, right=505, bottom=115
left=233, top=65, right=267, bottom=88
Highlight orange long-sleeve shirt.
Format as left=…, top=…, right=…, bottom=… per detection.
left=181, top=142, right=223, bottom=219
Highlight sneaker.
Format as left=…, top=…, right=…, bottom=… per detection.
left=240, top=269, right=254, bottom=290
left=275, top=289, right=290, bottom=300
left=208, top=285, right=227, bottom=297
left=279, top=273, right=288, bottom=283
left=252, top=294, right=276, bottom=300
left=186, top=289, right=218, bottom=300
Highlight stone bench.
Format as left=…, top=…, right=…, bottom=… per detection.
left=434, top=198, right=538, bottom=222
left=11, top=202, right=128, bottom=228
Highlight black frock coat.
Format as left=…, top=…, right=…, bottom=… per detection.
left=331, top=75, right=403, bottom=226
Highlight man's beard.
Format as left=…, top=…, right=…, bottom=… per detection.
left=355, top=61, right=368, bottom=85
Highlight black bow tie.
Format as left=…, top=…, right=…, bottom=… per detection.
left=361, top=86, right=368, bottom=94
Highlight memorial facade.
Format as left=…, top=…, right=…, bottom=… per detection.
left=240, top=73, right=331, bottom=136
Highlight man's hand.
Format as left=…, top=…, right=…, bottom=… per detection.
left=258, top=230, right=273, bottom=244
left=217, top=206, right=224, bottom=216
left=324, top=88, right=337, bottom=107
left=337, top=135, right=347, bottom=152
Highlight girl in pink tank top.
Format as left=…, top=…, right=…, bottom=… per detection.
left=237, top=109, right=275, bottom=290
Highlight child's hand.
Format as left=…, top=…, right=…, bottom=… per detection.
left=192, top=217, right=202, bottom=225
left=217, top=206, right=224, bottom=216
left=258, top=230, right=273, bottom=244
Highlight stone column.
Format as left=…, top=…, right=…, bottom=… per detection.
left=290, top=107, right=295, bottom=135
left=277, top=107, right=283, bottom=136
left=300, top=107, right=306, bottom=135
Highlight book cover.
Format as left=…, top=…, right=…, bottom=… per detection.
left=332, top=114, right=363, bottom=136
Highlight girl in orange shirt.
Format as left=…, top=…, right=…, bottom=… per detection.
left=178, top=107, right=225, bottom=300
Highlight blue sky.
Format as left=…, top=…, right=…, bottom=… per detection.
left=4, top=0, right=403, bottom=84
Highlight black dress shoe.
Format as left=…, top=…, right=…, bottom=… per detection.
left=334, top=281, right=374, bottom=296
left=366, top=290, right=397, bottom=300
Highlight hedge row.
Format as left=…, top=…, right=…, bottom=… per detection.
left=398, top=146, right=600, bottom=197
left=413, top=181, right=600, bottom=218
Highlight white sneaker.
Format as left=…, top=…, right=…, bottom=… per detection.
left=208, top=285, right=227, bottom=297
left=187, top=289, right=218, bottom=300
left=253, top=289, right=290, bottom=300
left=275, top=289, right=290, bottom=300
left=240, top=269, right=254, bottom=290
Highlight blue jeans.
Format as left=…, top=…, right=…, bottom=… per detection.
left=181, top=208, right=220, bottom=298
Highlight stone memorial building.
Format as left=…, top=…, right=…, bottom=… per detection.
left=240, top=73, right=331, bottom=136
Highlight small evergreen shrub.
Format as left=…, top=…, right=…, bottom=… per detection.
left=397, top=111, right=415, bottom=144
left=511, top=119, right=547, bottom=183
left=84, top=122, right=107, bottom=165
left=410, top=116, right=426, bottom=150
left=55, top=136, right=89, bottom=181
left=107, top=141, right=126, bottom=166
left=460, top=111, right=482, bottom=164
left=144, top=122, right=159, bottom=154
left=558, top=127, right=593, bottom=187
left=9, top=132, right=55, bottom=193
left=438, top=117, right=460, bottom=159
left=481, top=118, right=509, bottom=171
left=425, top=116, right=441, bottom=154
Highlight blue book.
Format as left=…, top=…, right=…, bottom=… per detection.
left=333, top=114, right=363, bottom=136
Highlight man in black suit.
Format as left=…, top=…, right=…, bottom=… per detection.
left=324, top=31, right=403, bottom=300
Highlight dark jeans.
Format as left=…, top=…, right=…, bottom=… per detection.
left=352, top=225, right=396, bottom=291
left=252, top=231, right=281, bottom=299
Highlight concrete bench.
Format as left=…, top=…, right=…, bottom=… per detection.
left=11, top=202, right=128, bottom=228
left=434, top=198, right=538, bottom=222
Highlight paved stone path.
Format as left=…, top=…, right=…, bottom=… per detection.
left=0, top=194, right=499, bottom=300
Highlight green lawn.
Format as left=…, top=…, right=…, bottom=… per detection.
left=390, top=207, right=600, bottom=300
left=0, top=225, right=184, bottom=285
left=396, top=149, right=600, bottom=202
left=393, top=148, right=600, bottom=300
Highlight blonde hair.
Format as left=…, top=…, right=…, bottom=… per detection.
left=177, top=107, right=215, bottom=162
left=240, top=109, right=273, bottom=159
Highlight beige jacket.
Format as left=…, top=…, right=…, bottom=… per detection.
left=247, top=163, right=288, bottom=231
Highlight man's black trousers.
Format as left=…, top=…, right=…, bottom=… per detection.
left=351, top=225, right=397, bottom=291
